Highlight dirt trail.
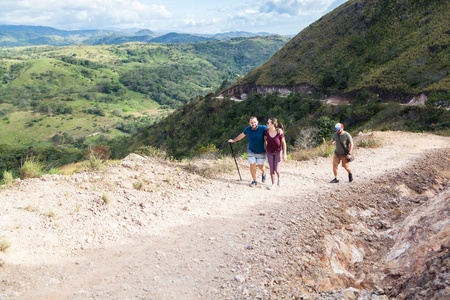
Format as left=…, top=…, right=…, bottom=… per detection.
left=0, top=131, right=449, bottom=299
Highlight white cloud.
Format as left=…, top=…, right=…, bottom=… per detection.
left=0, top=0, right=171, bottom=30
left=208, top=0, right=341, bottom=33
left=0, top=0, right=347, bottom=34
left=258, top=0, right=339, bottom=16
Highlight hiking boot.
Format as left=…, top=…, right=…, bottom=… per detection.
left=268, top=185, right=275, bottom=190
left=277, top=179, right=281, bottom=186
left=349, top=173, right=353, bottom=182
left=262, top=173, right=266, bottom=183
left=330, top=178, right=339, bottom=183
left=250, top=181, right=257, bottom=187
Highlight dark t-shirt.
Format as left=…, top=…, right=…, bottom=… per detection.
left=264, top=129, right=284, bottom=154
left=333, top=131, right=353, bottom=157
left=243, top=125, right=267, bottom=154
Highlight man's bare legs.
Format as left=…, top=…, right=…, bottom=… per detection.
left=250, top=163, right=265, bottom=182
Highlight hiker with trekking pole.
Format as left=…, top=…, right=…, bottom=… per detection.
left=228, top=116, right=267, bottom=187
left=325, top=123, right=354, bottom=183
left=264, top=118, right=287, bottom=190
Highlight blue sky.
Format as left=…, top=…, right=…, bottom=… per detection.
left=0, top=0, right=348, bottom=35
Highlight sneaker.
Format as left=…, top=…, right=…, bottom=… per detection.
left=250, top=181, right=257, bottom=187
left=268, top=185, right=275, bottom=190
left=330, top=178, right=339, bottom=183
left=277, top=179, right=281, bottom=186
left=262, top=173, right=266, bottom=183
left=349, top=173, right=353, bottom=182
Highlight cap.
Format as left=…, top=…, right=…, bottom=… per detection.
left=335, top=123, right=343, bottom=130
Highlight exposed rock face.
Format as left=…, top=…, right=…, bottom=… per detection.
left=221, top=83, right=430, bottom=105
left=379, top=189, right=450, bottom=299
left=221, top=83, right=317, bottom=99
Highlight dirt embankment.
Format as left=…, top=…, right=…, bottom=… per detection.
left=0, top=131, right=449, bottom=299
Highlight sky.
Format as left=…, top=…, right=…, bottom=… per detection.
left=0, top=0, right=348, bottom=35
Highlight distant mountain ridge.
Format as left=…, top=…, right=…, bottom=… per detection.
left=148, top=32, right=216, bottom=43
left=0, top=25, right=285, bottom=46
left=0, top=25, right=114, bottom=37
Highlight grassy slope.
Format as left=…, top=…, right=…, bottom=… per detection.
left=234, top=0, right=449, bottom=95
left=0, top=49, right=155, bottom=145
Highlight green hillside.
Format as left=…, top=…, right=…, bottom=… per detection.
left=0, top=36, right=288, bottom=147
left=229, top=0, right=449, bottom=98
left=127, top=0, right=449, bottom=159
left=1, top=0, right=449, bottom=179
left=131, top=91, right=449, bottom=159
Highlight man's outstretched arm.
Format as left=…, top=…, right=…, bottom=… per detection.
left=228, top=133, right=246, bottom=143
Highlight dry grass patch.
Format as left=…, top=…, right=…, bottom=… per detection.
left=2, top=170, right=14, bottom=186
left=290, top=146, right=327, bottom=161
left=102, top=192, right=110, bottom=205
left=20, top=156, right=43, bottom=179
left=58, top=162, right=86, bottom=175
left=0, top=239, right=11, bottom=252
left=357, top=136, right=382, bottom=148
left=23, top=204, right=38, bottom=212
left=183, top=157, right=235, bottom=178
left=135, top=145, right=167, bottom=160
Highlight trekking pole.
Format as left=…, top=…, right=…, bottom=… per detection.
left=229, top=142, right=242, bottom=181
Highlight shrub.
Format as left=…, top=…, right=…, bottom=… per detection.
left=83, top=155, right=103, bottom=171
left=356, top=89, right=378, bottom=105
left=135, top=145, right=167, bottom=160
left=2, top=170, right=14, bottom=186
left=357, top=136, right=381, bottom=148
left=20, top=156, right=43, bottom=179
left=83, top=145, right=111, bottom=171
left=197, top=144, right=219, bottom=159
left=290, top=146, right=325, bottom=161
left=426, top=91, right=449, bottom=110
left=294, top=127, right=319, bottom=150
left=112, top=108, right=124, bottom=117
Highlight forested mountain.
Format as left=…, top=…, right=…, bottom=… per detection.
left=223, top=0, right=449, bottom=101
left=131, top=0, right=449, bottom=158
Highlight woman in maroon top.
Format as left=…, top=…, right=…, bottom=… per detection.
left=264, top=118, right=287, bottom=190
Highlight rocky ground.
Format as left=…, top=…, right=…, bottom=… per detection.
left=0, top=131, right=449, bottom=300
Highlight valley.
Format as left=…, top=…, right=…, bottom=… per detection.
left=0, top=36, right=288, bottom=148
